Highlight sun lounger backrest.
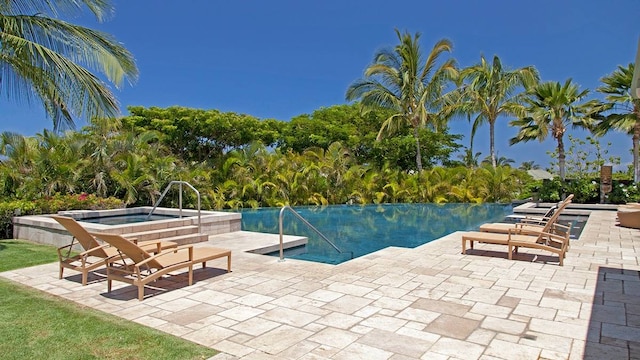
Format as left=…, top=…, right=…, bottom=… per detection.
left=51, top=215, right=110, bottom=258
left=533, top=195, right=572, bottom=241
left=93, top=232, right=164, bottom=269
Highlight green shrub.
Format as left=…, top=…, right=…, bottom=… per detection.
left=607, top=182, right=640, bottom=204
left=538, top=179, right=565, bottom=202
left=1, top=194, right=124, bottom=239
left=564, top=178, right=599, bottom=203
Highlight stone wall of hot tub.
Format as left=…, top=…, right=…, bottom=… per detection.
left=12, top=207, right=242, bottom=248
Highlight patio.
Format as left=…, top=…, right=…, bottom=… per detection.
left=1, top=210, right=639, bottom=359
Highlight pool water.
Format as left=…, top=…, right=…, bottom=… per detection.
left=79, top=213, right=179, bottom=225
left=240, top=203, right=513, bottom=264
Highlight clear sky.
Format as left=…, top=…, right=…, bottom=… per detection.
left=3, top=0, right=640, bottom=171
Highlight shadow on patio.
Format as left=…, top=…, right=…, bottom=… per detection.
left=585, top=266, right=640, bottom=359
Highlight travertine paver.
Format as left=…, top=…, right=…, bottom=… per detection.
left=2, top=210, right=640, bottom=359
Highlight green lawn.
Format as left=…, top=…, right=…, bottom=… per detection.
left=0, top=239, right=218, bottom=360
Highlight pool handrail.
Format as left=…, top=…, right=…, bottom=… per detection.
left=278, top=205, right=353, bottom=262
left=147, top=181, right=201, bottom=233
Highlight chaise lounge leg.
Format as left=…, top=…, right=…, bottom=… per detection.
left=138, top=285, right=144, bottom=301
left=227, top=255, right=231, bottom=272
left=59, top=265, right=64, bottom=280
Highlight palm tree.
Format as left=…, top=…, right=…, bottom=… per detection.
left=458, top=147, right=482, bottom=168
left=455, top=55, right=539, bottom=168
left=345, top=29, right=457, bottom=171
left=593, top=64, right=640, bottom=182
left=510, top=79, right=597, bottom=179
left=0, top=0, right=138, bottom=130
left=518, top=160, right=540, bottom=170
left=481, top=154, right=515, bottom=167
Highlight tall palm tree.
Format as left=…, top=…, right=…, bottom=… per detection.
left=0, top=0, right=138, bottom=130
left=455, top=55, right=539, bottom=168
left=345, top=29, right=457, bottom=171
left=510, top=79, right=597, bottom=179
left=593, top=64, right=640, bottom=182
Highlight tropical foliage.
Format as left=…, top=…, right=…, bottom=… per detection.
left=0, top=105, right=533, bottom=210
left=593, top=63, right=640, bottom=182
left=510, top=79, right=598, bottom=179
left=345, top=29, right=457, bottom=171
left=0, top=0, right=138, bottom=130
left=452, top=55, right=539, bottom=167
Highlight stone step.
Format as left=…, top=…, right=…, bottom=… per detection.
left=122, top=225, right=200, bottom=242
left=156, top=233, right=210, bottom=246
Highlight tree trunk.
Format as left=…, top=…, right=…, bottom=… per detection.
left=489, top=121, right=496, bottom=168
left=557, top=135, right=566, bottom=180
left=413, top=126, right=423, bottom=172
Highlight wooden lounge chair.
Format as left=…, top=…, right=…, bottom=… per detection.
left=52, top=215, right=178, bottom=285
left=461, top=221, right=572, bottom=266
left=478, top=194, right=574, bottom=234
left=92, top=232, right=231, bottom=301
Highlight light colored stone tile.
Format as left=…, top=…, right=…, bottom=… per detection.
left=260, top=307, right=320, bottom=327
left=484, top=338, right=541, bottom=360
left=219, top=305, right=264, bottom=321
left=360, top=314, right=408, bottom=332
left=481, top=316, right=526, bottom=335
left=316, top=312, right=363, bottom=329
left=429, top=337, right=485, bottom=359
left=470, top=302, right=512, bottom=318
left=332, top=342, right=393, bottom=360
left=233, top=293, right=275, bottom=307
left=358, top=329, right=435, bottom=358
left=308, top=327, right=360, bottom=349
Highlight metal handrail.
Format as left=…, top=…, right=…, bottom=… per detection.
left=147, top=181, right=201, bottom=233
left=278, top=205, right=352, bottom=262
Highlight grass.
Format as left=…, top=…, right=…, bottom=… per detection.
left=0, top=239, right=218, bottom=360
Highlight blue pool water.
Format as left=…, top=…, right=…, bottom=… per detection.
left=239, top=203, right=513, bottom=264
left=79, top=213, right=178, bottom=225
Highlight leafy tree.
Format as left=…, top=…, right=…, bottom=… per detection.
left=546, top=134, right=620, bottom=179
left=123, top=106, right=281, bottom=164
left=346, top=29, right=457, bottom=171
left=368, top=128, right=462, bottom=171
left=452, top=55, right=539, bottom=167
left=593, top=63, right=640, bottom=181
left=0, top=0, right=138, bottom=130
left=510, top=79, right=598, bottom=179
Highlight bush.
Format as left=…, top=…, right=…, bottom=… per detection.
left=607, top=182, right=640, bottom=204
left=564, top=178, right=599, bottom=204
left=1, top=194, right=125, bottom=239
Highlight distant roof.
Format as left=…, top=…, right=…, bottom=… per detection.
left=527, top=169, right=555, bottom=180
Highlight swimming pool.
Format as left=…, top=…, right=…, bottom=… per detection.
left=79, top=213, right=179, bottom=225
left=240, top=203, right=513, bottom=264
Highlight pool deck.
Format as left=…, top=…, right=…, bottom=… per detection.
left=2, top=210, right=640, bottom=359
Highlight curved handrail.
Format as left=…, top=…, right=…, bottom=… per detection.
left=278, top=205, right=352, bottom=262
left=147, top=181, right=201, bottom=233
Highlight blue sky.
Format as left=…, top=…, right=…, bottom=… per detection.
left=3, top=0, right=640, bottom=171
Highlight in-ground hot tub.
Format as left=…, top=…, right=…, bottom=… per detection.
left=12, top=206, right=241, bottom=248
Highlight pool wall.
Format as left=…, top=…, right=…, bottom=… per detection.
left=13, top=206, right=241, bottom=248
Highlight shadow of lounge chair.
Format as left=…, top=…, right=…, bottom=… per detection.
left=92, top=232, right=231, bottom=301
left=52, top=215, right=178, bottom=285
left=461, top=220, right=572, bottom=266
left=478, top=194, right=574, bottom=234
